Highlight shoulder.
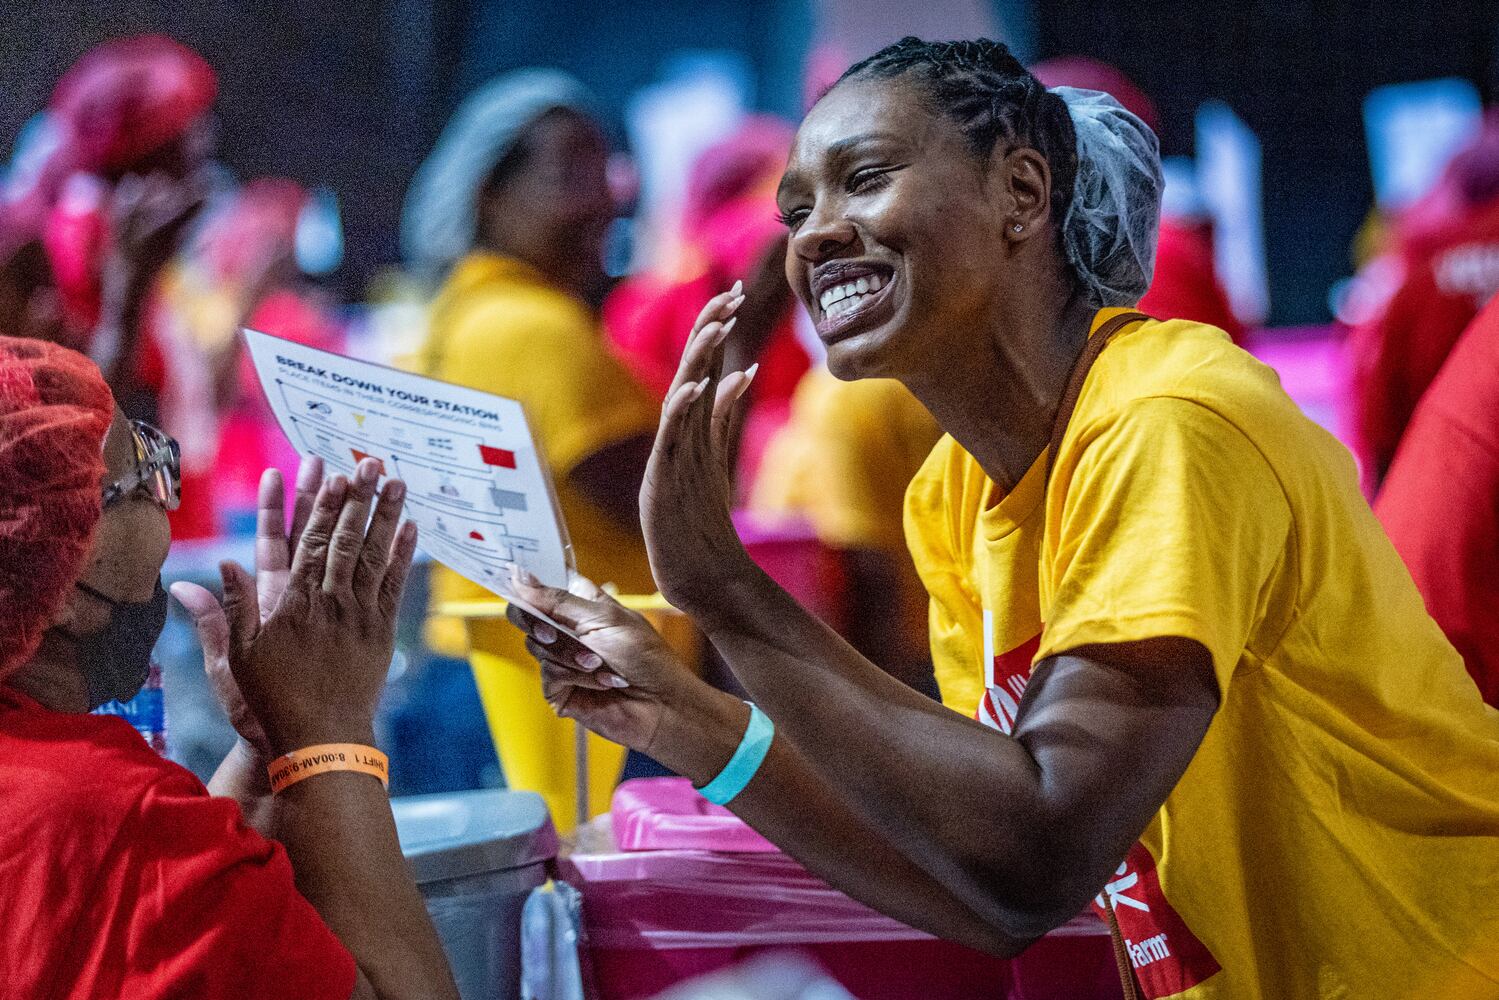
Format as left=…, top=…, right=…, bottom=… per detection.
left=0, top=705, right=193, bottom=816
left=0, top=704, right=215, bottom=880
left=1080, top=317, right=1301, bottom=447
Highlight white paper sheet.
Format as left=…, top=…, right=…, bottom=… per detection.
left=243, top=329, right=575, bottom=596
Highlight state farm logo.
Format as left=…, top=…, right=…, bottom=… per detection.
left=1092, top=844, right=1221, bottom=997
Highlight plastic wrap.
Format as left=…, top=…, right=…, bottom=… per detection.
left=612, top=778, right=778, bottom=854
left=1053, top=86, right=1164, bottom=308
left=562, top=841, right=1105, bottom=951
left=520, top=881, right=587, bottom=1000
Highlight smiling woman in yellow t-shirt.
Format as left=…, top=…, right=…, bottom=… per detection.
left=500, top=39, right=1499, bottom=999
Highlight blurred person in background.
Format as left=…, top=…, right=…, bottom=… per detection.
left=0, top=35, right=217, bottom=422
left=604, top=116, right=807, bottom=484
left=150, top=177, right=342, bottom=541
left=1346, top=113, right=1499, bottom=490
left=1375, top=297, right=1499, bottom=707
left=0, top=336, right=459, bottom=998
left=399, top=70, right=660, bottom=793
left=748, top=365, right=942, bottom=698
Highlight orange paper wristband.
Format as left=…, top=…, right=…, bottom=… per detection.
left=268, top=743, right=390, bottom=795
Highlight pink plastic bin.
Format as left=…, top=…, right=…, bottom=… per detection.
left=562, top=779, right=1122, bottom=1000
left=733, top=511, right=847, bottom=631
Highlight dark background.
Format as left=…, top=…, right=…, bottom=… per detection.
left=5, top=0, right=1496, bottom=323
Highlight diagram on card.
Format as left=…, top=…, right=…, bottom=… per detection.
left=243, top=329, right=573, bottom=593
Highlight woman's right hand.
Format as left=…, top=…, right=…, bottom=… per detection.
left=219, top=458, right=417, bottom=755
left=506, top=571, right=726, bottom=764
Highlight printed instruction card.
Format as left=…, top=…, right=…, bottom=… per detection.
left=244, top=329, right=574, bottom=595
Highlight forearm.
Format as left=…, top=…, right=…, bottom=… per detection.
left=90, top=267, right=150, bottom=389
left=688, top=561, right=1065, bottom=924
left=270, top=731, right=459, bottom=1000
left=206, top=738, right=276, bottom=835
left=649, top=683, right=1030, bottom=956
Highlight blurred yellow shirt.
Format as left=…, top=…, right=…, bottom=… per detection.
left=905, top=309, right=1499, bottom=998
left=419, top=252, right=657, bottom=658
left=752, top=369, right=941, bottom=554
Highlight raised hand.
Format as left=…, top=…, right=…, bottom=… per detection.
left=220, top=458, right=417, bottom=755
left=171, top=457, right=325, bottom=760
left=639, top=283, right=759, bottom=617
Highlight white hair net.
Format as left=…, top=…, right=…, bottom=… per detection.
left=1052, top=86, right=1164, bottom=307
left=401, top=69, right=592, bottom=279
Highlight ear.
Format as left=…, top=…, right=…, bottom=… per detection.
left=991, top=146, right=1053, bottom=244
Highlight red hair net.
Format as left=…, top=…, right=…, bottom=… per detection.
left=0, top=336, right=114, bottom=680
left=49, top=35, right=217, bottom=177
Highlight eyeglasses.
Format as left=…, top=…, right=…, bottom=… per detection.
left=102, top=419, right=181, bottom=511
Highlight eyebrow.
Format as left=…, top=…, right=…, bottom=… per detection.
left=777, top=131, right=907, bottom=201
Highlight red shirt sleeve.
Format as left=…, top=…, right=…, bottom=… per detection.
left=113, top=771, right=358, bottom=1000
left=1375, top=307, right=1499, bottom=707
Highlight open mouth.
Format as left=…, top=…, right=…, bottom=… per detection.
left=812, top=262, right=897, bottom=340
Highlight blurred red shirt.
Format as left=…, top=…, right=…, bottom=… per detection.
left=1139, top=219, right=1244, bottom=343
left=0, top=685, right=356, bottom=999
left=1375, top=299, right=1499, bottom=706
left=1348, top=188, right=1499, bottom=489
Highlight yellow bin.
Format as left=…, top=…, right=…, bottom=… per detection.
left=440, top=595, right=698, bottom=834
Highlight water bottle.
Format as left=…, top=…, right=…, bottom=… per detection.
left=94, top=660, right=168, bottom=756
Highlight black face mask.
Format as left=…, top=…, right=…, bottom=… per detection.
left=56, top=578, right=168, bottom=710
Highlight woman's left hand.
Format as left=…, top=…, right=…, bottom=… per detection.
left=171, top=456, right=324, bottom=762
left=639, top=284, right=759, bottom=617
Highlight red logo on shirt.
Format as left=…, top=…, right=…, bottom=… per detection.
left=978, top=633, right=1040, bottom=734
left=1091, top=842, right=1221, bottom=997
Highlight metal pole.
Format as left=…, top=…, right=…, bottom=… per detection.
left=575, top=719, right=590, bottom=830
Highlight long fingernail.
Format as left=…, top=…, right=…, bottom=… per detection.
left=517, top=566, right=539, bottom=586
left=729, top=279, right=743, bottom=298
left=689, top=378, right=710, bottom=400
left=721, top=316, right=737, bottom=336
left=535, top=622, right=557, bottom=645
left=728, top=294, right=746, bottom=311
left=577, top=651, right=603, bottom=671
left=604, top=673, right=630, bottom=688
left=744, top=362, right=760, bottom=384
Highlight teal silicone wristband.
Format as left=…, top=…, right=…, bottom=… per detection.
left=698, top=702, right=774, bottom=806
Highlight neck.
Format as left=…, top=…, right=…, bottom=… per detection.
left=903, top=286, right=1095, bottom=492
left=475, top=234, right=580, bottom=300
left=7, top=638, right=88, bottom=713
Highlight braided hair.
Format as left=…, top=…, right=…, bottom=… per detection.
left=833, top=37, right=1163, bottom=307
left=835, top=38, right=1079, bottom=238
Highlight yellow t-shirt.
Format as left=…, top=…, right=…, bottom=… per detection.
left=419, top=252, right=658, bottom=658
left=904, top=309, right=1499, bottom=998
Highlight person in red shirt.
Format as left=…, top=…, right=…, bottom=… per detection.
left=602, top=117, right=806, bottom=483
left=0, top=336, right=458, bottom=998
left=1375, top=298, right=1499, bottom=706
left=1348, top=115, right=1499, bottom=490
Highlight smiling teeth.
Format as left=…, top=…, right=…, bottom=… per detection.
left=819, top=273, right=886, bottom=314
